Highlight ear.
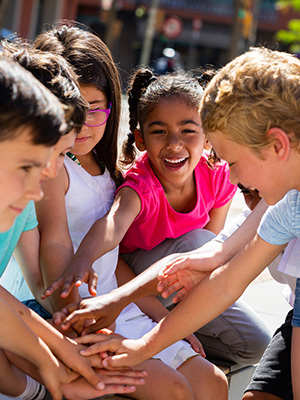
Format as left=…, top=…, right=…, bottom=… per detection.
left=266, top=127, right=291, bottom=162
left=134, top=129, right=146, bottom=151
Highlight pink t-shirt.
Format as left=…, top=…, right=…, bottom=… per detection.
left=118, top=152, right=236, bottom=253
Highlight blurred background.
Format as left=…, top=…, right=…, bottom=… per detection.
left=1, top=0, right=300, bottom=88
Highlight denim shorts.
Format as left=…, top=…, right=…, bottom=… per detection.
left=22, top=299, right=52, bottom=320
left=292, top=278, right=300, bottom=327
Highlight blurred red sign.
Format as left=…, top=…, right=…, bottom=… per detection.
left=192, top=18, right=202, bottom=31
left=162, top=16, right=183, bottom=39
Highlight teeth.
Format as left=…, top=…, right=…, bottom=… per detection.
left=164, top=157, right=186, bottom=164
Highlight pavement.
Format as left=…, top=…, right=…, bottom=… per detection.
left=226, top=191, right=292, bottom=335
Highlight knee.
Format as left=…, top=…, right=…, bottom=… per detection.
left=213, top=367, right=228, bottom=399
left=239, top=329, right=271, bottom=365
left=169, top=376, right=194, bottom=400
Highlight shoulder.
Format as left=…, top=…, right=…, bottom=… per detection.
left=122, top=153, right=160, bottom=196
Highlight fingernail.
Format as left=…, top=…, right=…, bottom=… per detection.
left=96, top=382, right=105, bottom=390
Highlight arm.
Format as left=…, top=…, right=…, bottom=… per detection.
left=0, top=296, right=77, bottom=400
left=14, top=228, right=53, bottom=314
left=43, top=187, right=141, bottom=298
left=203, top=201, right=232, bottom=235
left=0, top=284, right=107, bottom=390
left=60, top=199, right=268, bottom=332
left=291, top=327, right=300, bottom=399
left=157, top=199, right=268, bottom=301
left=36, top=167, right=79, bottom=312
left=78, top=234, right=285, bottom=368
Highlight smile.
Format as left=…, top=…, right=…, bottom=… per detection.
left=163, top=157, right=188, bottom=169
left=10, top=205, right=24, bottom=214
left=75, top=137, right=89, bottom=143
left=164, top=157, right=187, bottom=164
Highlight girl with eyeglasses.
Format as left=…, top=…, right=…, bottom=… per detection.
left=32, top=21, right=231, bottom=400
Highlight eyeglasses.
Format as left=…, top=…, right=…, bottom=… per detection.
left=84, top=103, right=112, bottom=127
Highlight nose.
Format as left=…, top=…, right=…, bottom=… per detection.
left=166, top=132, right=183, bottom=151
left=25, top=178, right=44, bottom=202
left=41, top=159, right=59, bottom=180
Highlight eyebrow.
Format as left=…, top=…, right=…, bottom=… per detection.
left=148, top=120, right=200, bottom=128
left=20, top=159, right=46, bottom=168
left=88, top=99, right=105, bottom=106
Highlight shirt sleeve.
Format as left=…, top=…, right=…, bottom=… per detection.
left=258, top=190, right=299, bottom=245
left=23, top=201, right=38, bottom=232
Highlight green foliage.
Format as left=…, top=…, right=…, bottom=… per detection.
left=275, top=0, right=300, bottom=51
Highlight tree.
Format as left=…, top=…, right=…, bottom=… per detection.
left=276, top=0, right=300, bottom=52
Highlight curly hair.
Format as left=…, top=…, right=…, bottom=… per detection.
left=201, top=47, right=300, bottom=154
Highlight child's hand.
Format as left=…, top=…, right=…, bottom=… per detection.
left=36, top=351, right=78, bottom=400
left=58, top=293, right=123, bottom=335
left=184, top=334, right=206, bottom=357
left=157, top=257, right=209, bottom=303
left=41, top=262, right=98, bottom=299
left=76, top=333, right=149, bottom=369
left=61, top=368, right=147, bottom=399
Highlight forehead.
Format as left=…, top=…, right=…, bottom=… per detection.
left=0, top=128, right=51, bottom=165
left=208, top=132, right=252, bottom=161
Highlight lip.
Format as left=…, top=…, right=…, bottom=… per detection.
left=9, top=205, right=24, bottom=214
left=163, top=156, right=188, bottom=170
left=75, top=137, right=89, bottom=143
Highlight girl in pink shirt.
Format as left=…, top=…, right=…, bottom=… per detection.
left=71, top=68, right=236, bottom=264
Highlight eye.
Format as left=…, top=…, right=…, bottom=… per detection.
left=150, top=129, right=165, bottom=135
left=182, top=128, right=196, bottom=134
left=21, top=165, right=32, bottom=173
left=59, top=152, right=67, bottom=158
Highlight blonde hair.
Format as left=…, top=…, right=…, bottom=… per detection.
left=201, top=47, right=300, bottom=152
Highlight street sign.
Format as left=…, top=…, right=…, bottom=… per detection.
left=162, top=15, right=183, bottom=39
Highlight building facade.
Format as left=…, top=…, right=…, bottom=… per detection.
left=0, top=0, right=295, bottom=86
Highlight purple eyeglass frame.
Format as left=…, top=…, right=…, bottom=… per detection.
left=84, top=102, right=112, bottom=127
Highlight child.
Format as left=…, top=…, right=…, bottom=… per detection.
left=0, top=56, right=101, bottom=400
left=0, top=42, right=88, bottom=311
left=0, top=53, right=145, bottom=399
left=77, top=46, right=300, bottom=399
left=51, top=67, right=270, bottom=367
left=33, top=22, right=228, bottom=399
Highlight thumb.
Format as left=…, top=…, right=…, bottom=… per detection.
left=102, top=353, right=131, bottom=369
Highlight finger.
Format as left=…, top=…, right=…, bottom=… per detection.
left=52, top=311, right=66, bottom=326
left=98, top=369, right=148, bottom=378
left=100, top=384, right=137, bottom=395
left=80, top=342, right=115, bottom=357
left=102, top=354, right=131, bottom=369
left=162, top=259, right=186, bottom=276
left=42, top=278, right=65, bottom=298
left=88, top=273, right=98, bottom=297
left=83, top=369, right=106, bottom=391
left=102, top=375, right=146, bottom=386
left=172, top=288, right=188, bottom=303
left=74, top=274, right=84, bottom=286
left=157, top=276, right=179, bottom=293
left=82, top=320, right=107, bottom=335
left=60, top=279, right=77, bottom=298
left=61, top=308, right=94, bottom=329
left=160, top=280, right=183, bottom=298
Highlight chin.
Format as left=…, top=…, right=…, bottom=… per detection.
left=0, top=218, right=15, bottom=233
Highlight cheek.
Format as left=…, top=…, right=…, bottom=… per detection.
left=0, top=175, right=24, bottom=210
